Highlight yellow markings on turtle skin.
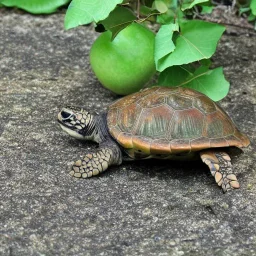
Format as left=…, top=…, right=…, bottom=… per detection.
left=200, top=150, right=241, bottom=192
left=215, top=172, right=223, bottom=184
left=227, top=174, right=237, bottom=181
left=73, top=172, right=82, bottom=178
left=217, top=179, right=223, bottom=186
left=200, top=152, right=219, bottom=164
left=230, top=181, right=240, bottom=189
left=93, top=169, right=99, bottom=176
left=83, top=156, right=90, bottom=162
left=73, top=166, right=79, bottom=172
left=213, top=164, right=220, bottom=171
left=222, top=154, right=231, bottom=161
left=203, top=159, right=211, bottom=166
left=75, top=125, right=82, bottom=130
left=102, top=161, right=108, bottom=171
left=82, top=173, right=88, bottom=178
left=98, top=164, right=103, bottom=172
left=75, top=160, right=82, bottom=166
left=70, top=148, right=113, bottom=179
left=77, top=114, right=83, bottom=120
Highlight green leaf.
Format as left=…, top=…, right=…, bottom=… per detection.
left=144, top=0, right=155, bottom=7
left=158, top=65, right=191, bottom=86
left=153, top=0, right=168, bottom=13
left=239, top=7, right=250, bottom=15
left=156, top=20, right=225, bottom=72
left=158, top=66, right=230, bottom=101
left=200, top=5, right=213, bottom=14
left=155, top=23, right=179, bottom=68
left=248, top=12, right=256, bottom=21
left=157, top=9, right=176, bottom=24
left=156, top=8, right=183, bottom=24
left=250, top=0, right=256, bottom=15
left=99, top=6, right=136, bottom=40
left=1, top=0, right=69, bottom=14
left=181, top=0, right=209, bottom=11
left=200, top=58, right=212, bottom=67
left=64, top=0, right=123, bottom=30
left=140, top=5, right=155, bottom=16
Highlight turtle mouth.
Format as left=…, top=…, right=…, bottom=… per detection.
left=57, top=119, right=76, bottom=130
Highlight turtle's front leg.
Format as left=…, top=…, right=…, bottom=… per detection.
left=70, top=142, right=122, bottom=178
left=200, top=150, right=240, bottom=193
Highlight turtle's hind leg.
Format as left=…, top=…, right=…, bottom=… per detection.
left=70, top=141, right=122, bottom=178
left=200, top=150, right=240, bottom=193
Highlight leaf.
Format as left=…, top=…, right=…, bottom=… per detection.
left=1, top=0, right=70, bottom=14
left=200, top=58, right=212, bottom=67
left=64, top=0, right=123, bottom=30
left=200, top=5, right=213, bottom=14
left=153, top=0, right=168, bottom=13
left=156, top=9, right=176, bottom=24
left=248, top=12, right=256, bottom=21
left=154, top=23, right=179, bottom=68
left=181, top=0, right=209, bottom=11
left=140, top=5, right=155, bottom=16
left=158, top=66, right=230, bottom=101
left=156, top=20, right=225, bottom=72
left=144, top=0, right=155, bottom=7
left=156, top=8, right=183, bottom=24
left=100, top=6, right=136, bottom=40
left=239, top=7, right=250, bottom=15
left=250, top=0, right=256, bottom=16
left=158, top=65, right=191, bottom=86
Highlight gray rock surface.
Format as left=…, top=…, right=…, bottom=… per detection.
left=0, top=8, right=255, bottom=256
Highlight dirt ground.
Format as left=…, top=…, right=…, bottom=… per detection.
left=0, top=7, right=256, bottom=256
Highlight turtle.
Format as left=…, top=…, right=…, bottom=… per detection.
left=57, top=86, right=250, bottom=192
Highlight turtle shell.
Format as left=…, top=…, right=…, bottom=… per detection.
left=107, top=86, right=250, bottom=158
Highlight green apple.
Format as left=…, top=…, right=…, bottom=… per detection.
left=90, top=23, right=156, bottom=95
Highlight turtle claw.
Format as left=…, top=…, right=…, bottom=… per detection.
left=220, top=174, right=240, bottom=193
left=200, top=150, right=240, bottom=193
left=69, top=149, right=113, bottom=178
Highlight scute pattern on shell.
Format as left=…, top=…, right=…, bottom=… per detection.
left=107, top=87, right=250, bottom=157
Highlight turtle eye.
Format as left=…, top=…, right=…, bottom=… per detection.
left=61, top=110, right=73, bottom=120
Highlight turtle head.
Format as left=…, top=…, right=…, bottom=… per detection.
left=58, top=106, right=97, bottom=141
